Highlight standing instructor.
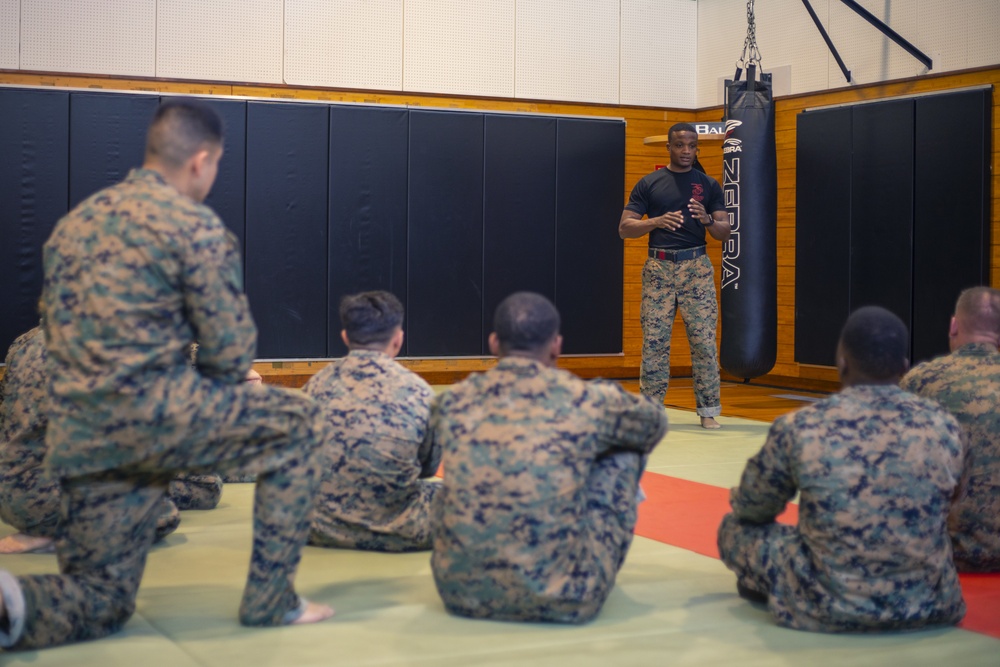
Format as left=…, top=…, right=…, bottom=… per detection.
left=619, top=123, right=730, bottom=429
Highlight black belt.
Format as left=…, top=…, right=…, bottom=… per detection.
left=648, top=246, right=706, bottom=262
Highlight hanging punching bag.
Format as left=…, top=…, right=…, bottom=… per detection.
left=720, top=63, right=777, bottom=380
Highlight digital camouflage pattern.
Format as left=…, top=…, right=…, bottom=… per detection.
left=189, top=344, right=256, bottom=485
left=304, top=350, right=439, bottom=552
left=430, top=357, right=667, bottom=623
left=0, top=328, right=58, bottom=539
left=168, top=473, right=222, bottom=511
left=901, top=342, right=1000, bottom=572
left=718, top=384, right=966, bottom=632
left=0, top=328, right=187, bottom=540
left=2, top=169, right=325, bottom=651
left=640, top=255, right=721, bottom=416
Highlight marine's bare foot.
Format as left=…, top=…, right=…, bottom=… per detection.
left=0, top=533, right=54, bottom=554
left=290, top=601, right=335, bottom=625
left=700, top=417, right=722, bottom=430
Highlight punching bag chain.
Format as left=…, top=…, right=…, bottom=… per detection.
left=734, top=0, right=762, bottom=81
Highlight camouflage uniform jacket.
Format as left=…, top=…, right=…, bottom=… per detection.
left=731, top=384, right=966, bottom=631
left=0, top=328, right=48, bottom=486
left=303, top=350, right=438, bottom=550
left=430, top=357, right=667, bottom=619
left=901, top=342, right=1000, bottom=571
left=40, top=169, right=257, bottom=478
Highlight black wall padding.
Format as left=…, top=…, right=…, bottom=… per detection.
left=720, top=77, right=778, bottom=379
left=912, top=90, right=992, bottom=363
left=245, top=102, right=330, bottom=359
left=0, top=89, right=69, bottom=354
left=555, top=118, right=624, bottom=355
left=849, top=100, right=914, bottom=330
left=327, top=105, right=409, bottom=357
left=483, top=114, right=557, bottom=348
left=406, top=110, right=485, bottom=356
left=69, top=93, right=157, bottom=208
left=198, top=98, right=248, bottom=258
left=794, top=107, right=852, bottom=367
left=1, top=86, right=626, bottom=362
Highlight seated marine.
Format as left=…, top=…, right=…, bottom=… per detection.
left=429, top=292, right=667, bottom=623
left=304, top=291, right=439, bottom=552
left=0, top=327, right=205, bottom=554
left=901, top=286, right=1000, bottom=572
left=718, top=306, right=966, bottom=632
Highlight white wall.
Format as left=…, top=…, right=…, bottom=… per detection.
left=0, top=0, right=18, bottom=70
left=697, top=0, right=1000, bottom=107
left=5, top=1, right=999, bottom=108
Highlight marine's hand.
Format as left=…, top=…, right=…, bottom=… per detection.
left=654, top=210, right=685, bottom=231
left=687, top=199, right=711, bottom=225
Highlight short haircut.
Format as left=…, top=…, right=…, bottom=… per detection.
left=145, top=98, right=224, bottom=169
left=493, top=292, right=560, bottom=353
left=339, top=291, right=404, bottom=346
left=668, top=122, right=698, bottom=142
left=955, top=286, right=1000, bottom=336
left=839, top=306, right=909, bottom=379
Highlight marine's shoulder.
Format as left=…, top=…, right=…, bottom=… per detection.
left=5, top=327, right=43, bottom=364
left=302, top=359, right=346, bottom=394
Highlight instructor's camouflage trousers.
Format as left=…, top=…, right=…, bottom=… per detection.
left=640, top=254, right=721, bottom=417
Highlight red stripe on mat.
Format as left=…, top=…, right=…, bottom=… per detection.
left=635, top=471, right=1000, bottom=638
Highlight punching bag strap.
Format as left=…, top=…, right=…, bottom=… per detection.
left=734, top=0, right=762, bottom=84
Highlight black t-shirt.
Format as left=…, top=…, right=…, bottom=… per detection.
left=624, top=167, right=726, bottom=250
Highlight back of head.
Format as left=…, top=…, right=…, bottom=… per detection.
left=340, top=291, right=404, bottom=347
left=839, top=306, right=909, bottom=381
left=145, top=98, right=224, bottom=169
left=493, top=292, right=560, bottom=354
left=954, top=286, right=1000, bottom=338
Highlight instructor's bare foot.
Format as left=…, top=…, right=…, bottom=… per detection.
left=291, top=600, right=335, bottom=625
left=0, top=533, right=54, bottom=554
left=700, top=417, right=722, bottom=430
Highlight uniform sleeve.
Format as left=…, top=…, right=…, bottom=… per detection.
left=415, top=384, right=441, bottom=478
left=729, top=415, right=798, bottom=523
left=183, top=217, right=257, bottom=384
left=623, top=178, right=649, bottom=216
left=898, top=364, right=927, bottom=395
left=594, top=381, right=668, bottom=454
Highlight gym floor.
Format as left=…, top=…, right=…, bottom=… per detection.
left=2, top=380, right=997, bottom=666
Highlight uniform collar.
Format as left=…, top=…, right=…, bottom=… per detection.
left=952, top=341, right=1000, bottom=358
left=495, top=356, right=549, bottom=373
left=127, top=168, right=169, bottom=187
left=840, top=383, right=905, bottom=397
left=346, top=348, right=393, bottom=361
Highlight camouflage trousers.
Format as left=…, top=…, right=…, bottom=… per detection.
left=168, top=473, right=223, bottom=511
left=640, top=254, right=721, bottom=417
left=0, top=467, right=181, bottom=542
left=716, top=512, right=790, bottom=601
left=309, top=480, right=440, bottom=553
left=434, top=450, right=644, bottom=624
left=4, top=386, right=325, bottom=651
left=717, top=513, right=966, bottom=632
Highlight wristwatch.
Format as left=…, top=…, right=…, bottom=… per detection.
left=701, top=216, right=715, bottom=227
